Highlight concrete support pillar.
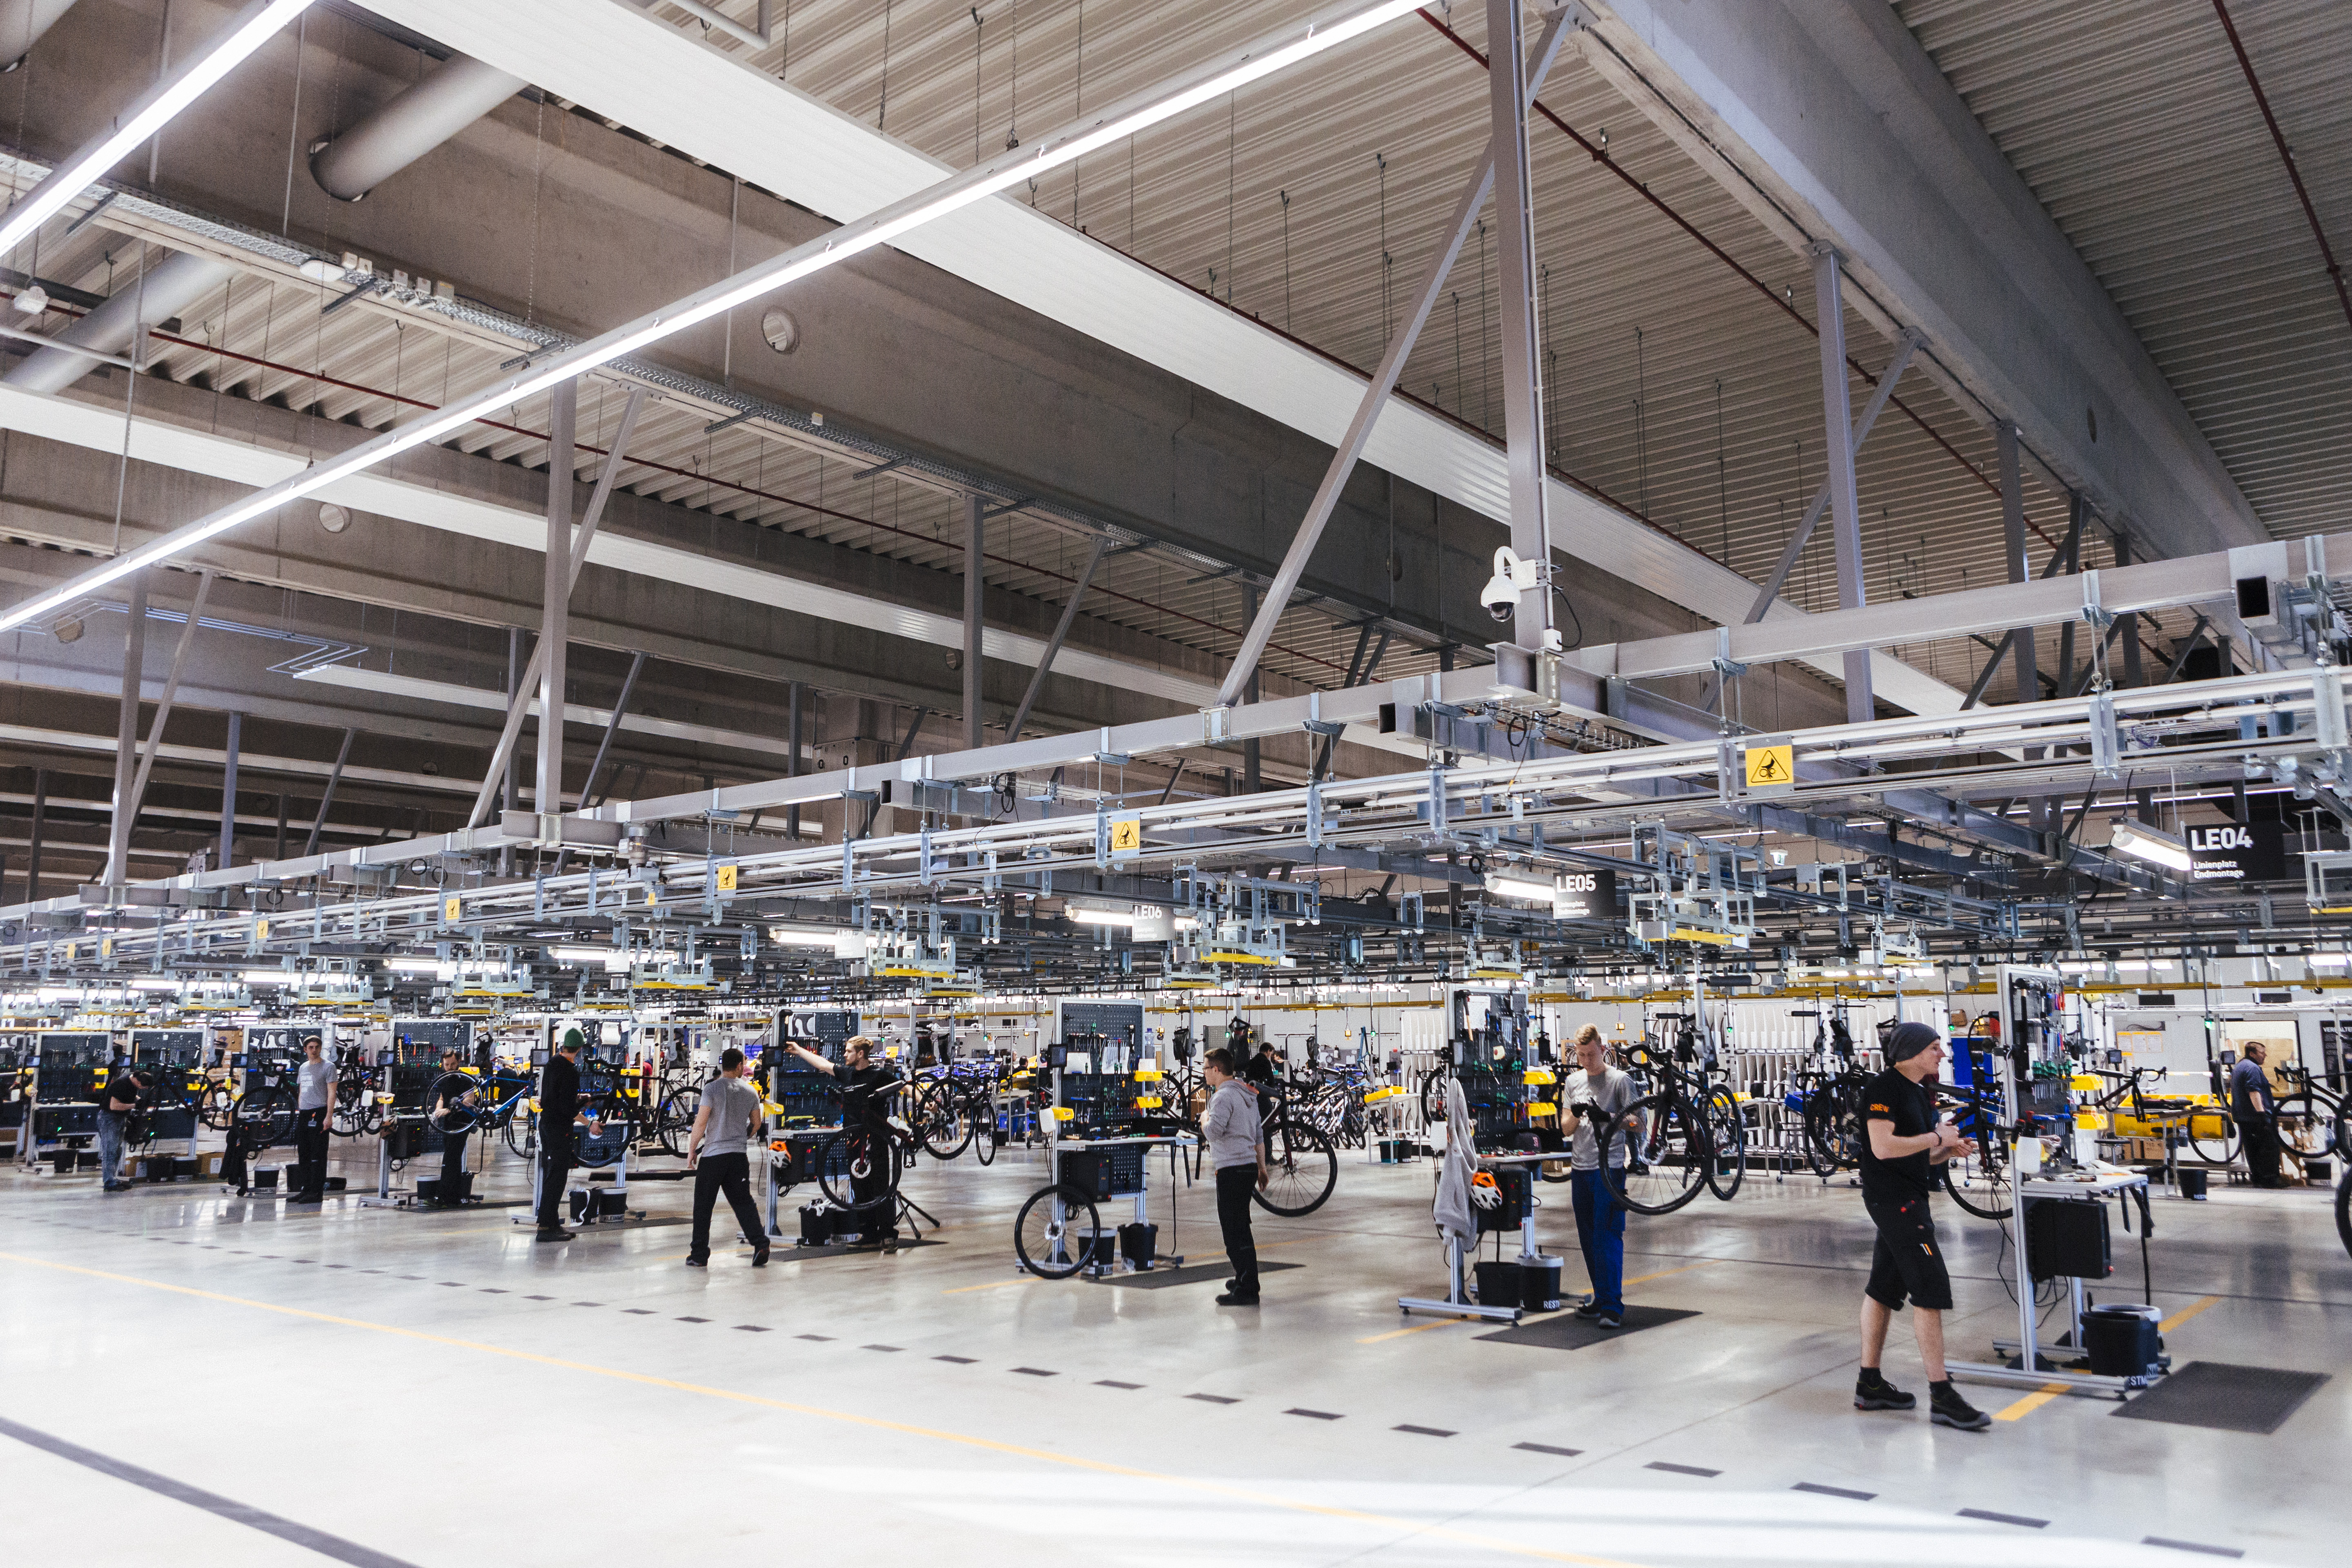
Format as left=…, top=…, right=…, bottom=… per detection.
left=105, top=572, right=149, bottom=887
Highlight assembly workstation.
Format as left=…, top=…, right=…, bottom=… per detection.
left=0, top=0, right=2346, bottom=1564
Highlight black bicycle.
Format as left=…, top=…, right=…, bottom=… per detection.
left=1252, top=1082, right=1339, bottom=1217
left=814, top=1075, right=921, bottom=1238
left=1592, top=1038, right=1722, bottom=1216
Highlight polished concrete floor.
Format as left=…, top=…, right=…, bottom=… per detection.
left=2, top=1135, right=2343, bottom=1568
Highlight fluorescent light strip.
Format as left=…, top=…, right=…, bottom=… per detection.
left=0, top=0, right=1419, bottom=637
left=0, top=0, right=312, bottom=261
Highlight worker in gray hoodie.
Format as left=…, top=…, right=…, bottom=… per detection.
left=1201, top=1046, right=1270, bottom=1305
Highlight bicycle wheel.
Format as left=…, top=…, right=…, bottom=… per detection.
left=815, top=1129, right=898, bottom=1218
left=1254, top=1119, right=1337, bottom=1217
left=1940, top=1135, right=2014, bottom=1220
left=1804, top=1090, right=1858, bottom=1178
left=233, top=1087, right=293, bottom=1155
left=197, top=1080, right=235, bottom=1131
left=971, top=1095, right=998, bottom=1165
left=425, top=1071, right=484, bottom=1136
left=1419, top=1068, right=1447, bottom=1128
left=502, top=1104, right=536, bottom=1159
left=655, top=1086, right=701, bottom=1158
left=2187, top=1106, right=2241, bottom=1167
left=1599, top=1094, right=1708, bottom=1216
left=1014, top=1183, right=1099, bottom=1280
left=1703, top=1085, right=1746, bottom=1201
left=916, top=1082, right=974, bottom=1160
left=2273, top=1091, right=2337, bottom=1180
left=571, top=1098, right=628, bottom=1169
left=2336, top=1169, right=2350, bottom=1262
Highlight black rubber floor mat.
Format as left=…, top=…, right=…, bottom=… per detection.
left=1098, top=1260, right=1301, bottom=1290
left=1477, top=1305, right=1701, bottom=1350
left=2113, top=1361, right=2329, bottom=1435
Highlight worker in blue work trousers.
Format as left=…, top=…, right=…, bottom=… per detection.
left=1564, top=1025, right=1640, bottom=1330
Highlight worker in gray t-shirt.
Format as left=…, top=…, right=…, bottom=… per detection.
left=1564, top=1026, right=1640, bottom=1326
left=289, top=1037, right=337, bottom=1203
left=685, top=1047, right=770, bottom=1267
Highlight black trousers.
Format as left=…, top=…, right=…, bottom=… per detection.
left=1215, top=1163, right=1260, bottom=1298
left=436, top=1127, right=468, bottom=1202
left=293, top=1110, right=329, bottom=1197
left=2239, top=1114, right=2284, bottom=1185
left=537, top=1130, right=575, bottom=1229
left=689, top=1152, right=765, bottom=1259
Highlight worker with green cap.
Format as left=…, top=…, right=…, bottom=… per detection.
left=536, top=1026, right=588, bottom=1240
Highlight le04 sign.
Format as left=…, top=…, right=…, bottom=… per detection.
left=2186, top=822, right=2285, bottom=882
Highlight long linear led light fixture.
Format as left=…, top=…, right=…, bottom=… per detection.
left=0, top=0, right=314, bottom=262
left=0, top=0, right=1421, bottom=637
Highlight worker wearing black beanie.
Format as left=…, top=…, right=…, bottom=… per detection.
left=1853, top=1018, right=1993, bottom=1431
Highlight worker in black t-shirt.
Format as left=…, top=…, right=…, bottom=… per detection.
left=430, top=1049, right=477, bottom=1205
left=785, top=1033, right=900, bottom=1247
left=535, top=1029, right=593, bottom=1241
left=1854, top=1022, right=1991, bottom=1432
left=97, top=1067, right=151, bottom=1192
left=2229, top=1043, right=2288, bottom=1187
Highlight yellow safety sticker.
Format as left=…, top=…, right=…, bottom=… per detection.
left=1744, top=743, right=1793, bottom=788
left=444, top=896, right=462, bottom=924
left=717, top=864, right=738, bottom=893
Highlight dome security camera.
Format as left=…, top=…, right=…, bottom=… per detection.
left=1481, top=546, right=1539, bottom=623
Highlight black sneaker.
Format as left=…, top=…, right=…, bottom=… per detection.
left=1214, top=1291, right=1260, bottom=1307
left=1929, top=1382, right=1991, bottom=1431
left=1595, top=1311, right=1622, bottom=1329
left=535, top=1227, right=575, bottom=1242
left=1855, top=1372, right=1916, bottom=1411
left=752, top=1247, right=770, bottom=1267
left=1574, top=1301, right=1604, bottom=1320
left=684, top=1256, right=708, bottom=1268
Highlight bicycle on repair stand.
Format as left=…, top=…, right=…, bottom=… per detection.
left=814, top=1071, right=932, bottom=1247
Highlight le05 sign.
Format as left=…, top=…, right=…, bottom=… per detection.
left=1552, top=868, right=1618, bottom=921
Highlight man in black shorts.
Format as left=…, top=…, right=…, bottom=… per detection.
left=1855, top=1021, right=1991, bottom=1432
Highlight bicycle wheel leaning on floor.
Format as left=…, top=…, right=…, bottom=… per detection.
left=1014, top=1183, right=1100, bottom=1280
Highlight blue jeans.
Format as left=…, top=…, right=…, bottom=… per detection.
left=97, top=1109, right=127, bottom=1187
left=1570, top=1169, right=1625, bottom=1314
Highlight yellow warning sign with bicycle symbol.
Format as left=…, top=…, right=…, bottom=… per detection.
left=1741, top=738, right=1795, bottom=797
left=1109, top=816, right=1143, bottom=857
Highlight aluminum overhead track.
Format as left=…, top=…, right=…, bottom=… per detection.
left=356, top=0, right=1971, bottom=724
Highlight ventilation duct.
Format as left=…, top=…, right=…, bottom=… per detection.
left=0, top=0, right=81, bottom=70
left=310, top=52, right=527, bottom=201
left=2, top=249, right=233, bottom=393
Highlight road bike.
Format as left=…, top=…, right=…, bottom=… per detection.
left=815, top=1075, right=924, bottom=1242
left=1252, top=1080, right=1338, bottom=1217
left=1592, top=1033, right=1731, bottom=1216
left=425, top=1065, right=542, bottom=1157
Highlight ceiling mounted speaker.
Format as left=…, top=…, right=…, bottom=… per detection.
left=318, top=503, right=351, bottom=534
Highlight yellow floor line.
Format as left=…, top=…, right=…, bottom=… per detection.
left=1992, top=1383, right=2069, bottom=1422
left=0, top=1249, right=1648, bottom=1568
left=1356, top=1317, right=1466, bottom=1345
left=2160, top=1295, right=2221, bottom=1332
left=1621, top=1259, right=1722, bottom=1288
left=942, top=1274, right=1040, bottom=1294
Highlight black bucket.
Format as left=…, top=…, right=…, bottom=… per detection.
left=2175, top=1167, right=2208, bottom=1200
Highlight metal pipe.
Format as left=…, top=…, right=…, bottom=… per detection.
left=1006, top=535, right=1106, bottom=745
left=26, top=766, right=45, bottom=900
left=1747, top=330, right=1921, bottom=622
left=1811, top=243, right=1871, bottom=723
left=1486, top=0, right=1555, bottom=655
left=103, top=571, right=149, bottom=886
left=577, top=651, right=645, bottom=811
left=122, top=568, right=213, bottom=834
left=2, top=249, right=231, bottom=393
left=534, top=380, right=576, bottom=814
left=310, top=52, right=527, bottom=202
left=964, top=493, right=984, bottom=749
left=301, top=728, right=353, bottom=857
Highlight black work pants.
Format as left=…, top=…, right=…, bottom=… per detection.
left=537, top=1129, right=575, bottom=1229
left=435, top=1127, right=468, bottom=1203
left=293, top=1110, right=329, bottom=1198
left=1215, top=1163, right=1260, bottom=1298
left=689, top=1153, right=765, bottom=1260
left=2239, top=1114, right=2285, bottom=1186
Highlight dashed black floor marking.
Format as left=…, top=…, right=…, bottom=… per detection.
left=862, top=1344, right=904, bottom=1352
left=934, top=1355, right=978, bottom=1365
left=1186, top=1394, right=1239, bottom=1405
left=2144, top=1537, right=2242, bottom=1559
left=1012, top=1367, right=1057, bottom=1377
left=796, top=1334, right=833, bottom=1342
left=734, top=1325, right=771, bottom=1333
left=622, top=1308, right=655, bottom=1316
left=1646, top=1461, right=1719, bottom=1479
left=525, top=1295, right=553, bottom=1301
left=1959, top=1508, right=2047, bottom=1528
left=678, top=1316, right=710, bottom=1323
left=572, top=1301, right=603, bottom=1307
left=1096, top=1380, right=1142, bottom=1390
left=1513, top=1442, right=1582, bottom=1457
left=1285, top=1408, right=1342, bottom=1421
left=479, top=1288, right=507, bottom=1294
left=1394, top=1425, right=1454, bottom=1437
left=1794, top=1482, right=1873, bottom=1501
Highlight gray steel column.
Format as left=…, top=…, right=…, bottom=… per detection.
left=1998, top=421, right=2038, bottom=706
left=301, top=729, right=354, bottom=858
left=1809, top=244, right=1872, bottom=724
left=1486, top=0, right=1555, bottom=653
left=964, top=493, right=985, bottom=749
left=218, top=711, right=241, bottom=871
left=105, top=572, right=150, bottom=887
left=2056, top=493, right=2085, bottom=693
left=501, top=625, right=521, bottom=874
left=26, top=766, right=45, bottom=902
left=2115, top=531, right=2143, bottom=688
left=535, top=380, right=579, bottom=815
left=1007, top=535, right=1107, bottom=744
left=1243, top=587, right=1263, bottom=792
left=786, top=682, right=802, bottom=842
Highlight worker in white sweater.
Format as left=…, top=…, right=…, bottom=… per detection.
left=1201, top=1045, right=1271, bottom=1305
